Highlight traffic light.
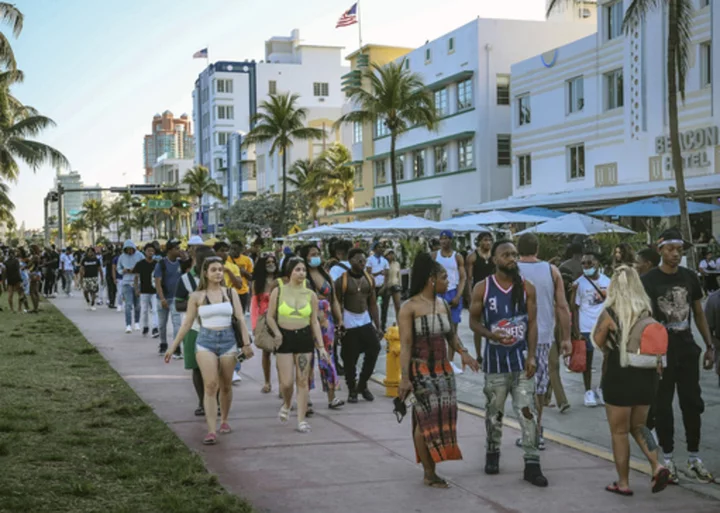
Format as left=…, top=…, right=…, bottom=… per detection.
left=131, top=197, right=146, bottom=208
left=174, top=200, right=190, bottom=208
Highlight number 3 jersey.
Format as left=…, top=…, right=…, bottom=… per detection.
left=482, top=275, right=528, bottom=374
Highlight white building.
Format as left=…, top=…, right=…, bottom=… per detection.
left=363, top=16, right=596, bottom=220
left=226, top=132, right=256, bottom=204
left=150, top=155, right=195, bottom=185
left=463, top=0, right=720, bottom=235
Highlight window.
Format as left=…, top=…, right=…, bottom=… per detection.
left=243, top=162, right=257, bottom=180
left=374, top=160, right=387, bottom=185
left=568, top=143, right=585, bottom=179
left=496, top=74, right=510, bottom=105
left=214, top=157, right=224, bottom=170
left=458, top=138, right=474, bottom=169
left=457, top=78, right=473, bottom=110
left=216, top=132, right=230, bottom=146
left=567, top=76, right=584, bottom=114
left=606, top=1, right=623, bottom=41
left=394, top=155, right=404, bottom=181
left=425, top=48, right=432, bottom=63
left=448, top=37, right=455, bottom=53
left=701, top=41, right=712, bottom=87
left=269, top=80, right=277, bottom=94
left=375, top=117, right=389, bottom=138
left=434, top=88, right=448, bottom=116
left=217, top=105, right=234, bottom=120
left=605, top=69, right=624, bottom=110
left=413, top=150, right=425, bottom=178
left=313, top=82, right=329, bottom=97
left=517, top=94, right=531, bottom=126
left=353, top=121, right=363, bottom=144
left=434, top=145, right=447, bottom=174
left=216, top=79, right=233, bottom=93
left=497, top=134, right=511, bottom=166
left=404, top=59, right=410, bottom=70
left=701, top=0, right=710, bottom=7
left=518, top=154, right=532, bottom=187
left=354, top=165, right=363, bottom=189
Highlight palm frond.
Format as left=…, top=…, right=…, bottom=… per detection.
left=0, top=3, right=23, bottom=37
left=0, top=31, right=16, bottom=70
left=622, top=0, right=662, bottom=33
left=7, top=115, right=58, bottom=138
left=6, top=139, right=70, bottom=171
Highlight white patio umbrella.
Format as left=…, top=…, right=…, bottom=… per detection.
left=439, top=210, right=549, bottom=228
left=336, top=215, right=447, bottom=236
left=287, top=225, right=345, bottom=239
left=515, top=212, right=635, bottom=236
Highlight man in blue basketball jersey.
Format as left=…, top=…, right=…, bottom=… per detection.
left=469, top=240, right=546, bottom=487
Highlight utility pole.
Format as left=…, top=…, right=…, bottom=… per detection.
left=57, top=183, right=65, bottom=248
left=43, top=194, right=49, bottom=246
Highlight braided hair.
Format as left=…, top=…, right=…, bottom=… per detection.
left=491, top=240, right=525, bottom=316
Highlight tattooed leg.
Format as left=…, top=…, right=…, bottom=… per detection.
left=630, top=405, right=662, bottom=474
left=295, top=353, right=312, bottom=424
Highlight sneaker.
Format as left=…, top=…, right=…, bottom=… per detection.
left=90, top=306, right=96, bottom=311
left=450, top=361, right=464, bottom=375
left=594, top=388, right=605, bottom=406
left=116, top=305, right=122, bottom=312
left=86, top=305, right=92, bottom=311
left=523, top=461, right=548, bottom=487
left=360, top=388, right=375, bottom=402
left=125, top=325, right=132, bottom=334
left=485, top=452, right=500, bottom=475
left=347, top=392, right=358, bottom=404
left=664, top=460, right=680, bottom=485
left=158, top=344, right=167, bottom=355
left=134, top=323, right=140, bottom=331
left=151, top=328, right=160, bottom=339
left=142, top=327, right=149, bottom=336
left=172, top=352, right=183, bottom=360
left=584, top=390, right=597, bottom=407
left=559, top=403, right=571, bottom=414
left=232, top=371, right=242, bottom=384
left=684, top=459, right=714, bottom=484
left=97, top=299, right=103, bottom=305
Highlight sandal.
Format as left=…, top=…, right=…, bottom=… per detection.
left=652, top=467, right=670, bottom=494
left=202, top=433, right=217, bottom=445
left=278, top=405, right=290, bottom=423
left=605, top=482, right=633, bottom=496
left=328, top=398, right=345, bottom=409
left=261, top=384, right=272, bottom=394
left=194, top=407, right=205, bottom=416
left=424, top=475, right=450, bottom=488
left=219, top=422, right=232, bottom=434
left=297, top=421, right=311, bottom=433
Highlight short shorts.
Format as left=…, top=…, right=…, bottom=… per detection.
left=439, top=288, right=463, bottom=324
left=195, top=327, right=237, bottom=357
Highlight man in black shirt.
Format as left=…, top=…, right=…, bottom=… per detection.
left=466, top=231, right=494, bottom=359
left=79, top=247, right=103, bottom=310
left=641, top=228, right=715, bottom=484
left=133, top=243, right=159, bottom=337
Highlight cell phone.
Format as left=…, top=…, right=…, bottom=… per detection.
left=236, top=351, right=247, bottom=363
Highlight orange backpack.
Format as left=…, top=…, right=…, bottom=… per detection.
left=625, top=313, right=668, bottom=368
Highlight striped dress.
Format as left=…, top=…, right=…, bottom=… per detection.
left=410, top=311, right=462, bottom=463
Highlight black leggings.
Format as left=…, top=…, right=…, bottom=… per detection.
left=340, top=323, right=381, bottom=392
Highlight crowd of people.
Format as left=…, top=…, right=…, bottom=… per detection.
left=2, top=225, right=718, bottom=497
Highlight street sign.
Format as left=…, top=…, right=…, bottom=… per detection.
left=148, top=199, right=172, bottom=209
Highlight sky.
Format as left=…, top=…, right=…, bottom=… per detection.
left=8, top=0, right=547, bottom=229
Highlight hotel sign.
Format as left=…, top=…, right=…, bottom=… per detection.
left=655, top=126, right=717, bottom=173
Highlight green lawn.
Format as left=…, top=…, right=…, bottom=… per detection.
left=0, top=303, right=253, bottom=513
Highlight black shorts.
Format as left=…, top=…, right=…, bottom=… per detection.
left=277, top=326, right=314, bottom=354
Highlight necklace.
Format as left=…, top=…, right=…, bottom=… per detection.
left=349, top=274, right=362, bottom=293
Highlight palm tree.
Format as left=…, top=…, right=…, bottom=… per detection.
left=0, top=3, right=23, bottom=71
left=323, top=143, right=355, bottom=212
left=107, top=199, right=127, bottom=242
left=132, top=208, right=153, bottom=241
left=335, top=61, right=437, bottom=217
left=181, top=166, right=224, bottom=235
left=243, top=93, right=324, bottom=233
left=548, top=0, right=695, bottom=265
left=0, top=178, right=14, bottom=221
left=287, top=157, right=328, bottom=222
left=81, top=198, right=107, bottom=245
left=67, top=218, right=88, bottom=247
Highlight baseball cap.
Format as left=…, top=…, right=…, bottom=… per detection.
left=188, top=235, right=203, bottom=246
left=166, top=238, right=181, bottom=250
left=439, top=229, right=454, bottom=239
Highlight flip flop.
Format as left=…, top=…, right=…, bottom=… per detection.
left=652, top=467, right=670, bottom=493
left=424, top=475, right=450, bottom=489
left=605, top=482, right=633, bottom=496
left=278, top=405, right=290, bottom=423
left=261, top=384, right=272, bottom=394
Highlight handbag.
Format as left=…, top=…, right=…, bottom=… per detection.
left=227, top=288, right=246, bottom=349
left=253, top=282, right=282, bottom=352
left=566, top=338, right=587, bottom=372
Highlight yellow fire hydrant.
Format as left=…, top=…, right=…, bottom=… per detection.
left=383, top=325, right=401, bottom=397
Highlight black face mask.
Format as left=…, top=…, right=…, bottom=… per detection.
left=393, top=396, right=407, bottom=423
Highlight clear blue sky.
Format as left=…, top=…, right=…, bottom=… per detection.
left=9, top=0, right=545, bottom=229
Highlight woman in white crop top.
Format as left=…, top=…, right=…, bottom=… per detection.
left=166, top=256, right=253, bottom=446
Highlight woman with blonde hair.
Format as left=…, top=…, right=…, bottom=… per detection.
left=592, top=265, right=669, bottom=496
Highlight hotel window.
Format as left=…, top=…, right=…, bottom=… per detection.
left=394, top=155, right=405, bottom=181
left=448, top=37, right=455, bottom=53
left=605, top=69, right=624, bottom=110
left=413, top=150, right=425, bottom=178
left=216, top=132, right=230, bottom=146
left=518, top=154, right=532, bottom=187
left=216, top=79, right=233, bottom=93
left=567, top=76, right=584, bottom=113
left=217, top=105, right=234, bottom=120
left=354, top=165, right=363, bottom=189
left=375, top=160, right=387, bottom=185
left=404, top=59, right=410, bottom=70
left=353, top=121, right=363, bottom=144
left=375, top=117, right=389, bottom=138
left=458, top=138, right=474, bottom=169
left=497, top=134, right=511, bottom=166
left=606, top=1, right=623, bottom=41
left=214, top=157, right=224, bottom=170
left=313, top=82, right=329, bottom=97
left=517, top=94, right=531, bottom=126
left=457, top=78, right=473, bottom=111
left=425, top=48, right=432, bottom=64
left=568, top=143, right=585, bottom=179
left=434, top=145, right=448, bottom=174
left=701, top=41, right=712, bottom=87
left=268, top=80, right=277, bottom=94
left=434, top=88, right=448, bottom=116
left=496, top=74, right=510, bottom=105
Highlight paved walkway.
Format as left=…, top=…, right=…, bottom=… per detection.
left=52, top=295, right=720, bottom=513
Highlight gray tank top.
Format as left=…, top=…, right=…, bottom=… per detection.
left=518, top=261, right=555, bottom=346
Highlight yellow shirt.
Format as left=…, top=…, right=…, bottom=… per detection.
left=230, top=255, right=253, bottom=295
left=223, top=259, right=241, bottom=290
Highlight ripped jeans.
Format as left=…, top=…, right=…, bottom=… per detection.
left=483, top=371, right=539, bottom=462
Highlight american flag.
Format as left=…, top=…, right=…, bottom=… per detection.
left=193, top=48, right=208, bottom=59
left=336, top=3, right=358, bottom=28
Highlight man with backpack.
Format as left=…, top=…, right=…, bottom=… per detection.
left=155, top=239, right=183, bottom=358
left=642, top=228, right=715, bottom=484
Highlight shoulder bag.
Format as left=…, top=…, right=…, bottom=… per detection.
left=253, top=280, right=282, bottom=352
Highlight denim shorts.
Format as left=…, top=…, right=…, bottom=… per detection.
left=195, top=327, right=237, bottom=357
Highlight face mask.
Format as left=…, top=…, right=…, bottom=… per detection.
left=583, top=267, right=596, bottom=277
left=309, top=256, right=322, bottom=268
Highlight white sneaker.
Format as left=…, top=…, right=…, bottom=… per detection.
left=125, top=325, right=132, bottom=334
left=584, top=390, right=597, bottom=407
left=450, top=361, right=464, bottom=375
left=116, top=305, right=122, bottom=312
left=91, top=306, right=96, bottom=311
left=134, top=323, right=140, bottom=331
left=594, top=388, right=605, bottom=406
left=684, top=458, right=714, bottom=483
left=86, top=305, right=92, bottom=311
left=232, top=371, right=243, bottom=384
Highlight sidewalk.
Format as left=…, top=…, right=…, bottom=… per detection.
left=52, top=296, right=719, bottom=513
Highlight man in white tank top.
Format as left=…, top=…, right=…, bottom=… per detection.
left=517, top=233, right=572, bottom=447
left=432, top=230, right=467, bottom=374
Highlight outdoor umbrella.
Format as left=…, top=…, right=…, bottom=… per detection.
left=590, top=196, right=720, bottom=217
left=515, top=212, right=635, bottom=236
left=438, top=210, right=549, bottom=228
left=517, top=206, right=566, bottom=219
left=287, top=225, right=346, bottom=240
left=337, top=215, right=457, bottom=237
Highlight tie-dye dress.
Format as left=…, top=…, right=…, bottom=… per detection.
left=307, top=277, right=339, bottom=392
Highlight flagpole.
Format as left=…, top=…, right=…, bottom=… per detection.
left=206, top=44, right=209, bottom=67
left=357, top=1, right=363, bottom=53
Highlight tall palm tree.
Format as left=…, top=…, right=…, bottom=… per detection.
left=323, top=143, right=355, bottom=212
left=287, top=157, right=327, bottom=222
left=335, top=60, right=437, bottom=217
left=548, top=0, right=695, bottom=265
left=0, top=3, right=23, bottom=71
left=181, top=165, right=224, bottom=235
left=81, top=198, right=107, bottom=245
left=67, top=218, right=88, bottom=247
left=132, top=208, right=153, bottom=241
left=0, top=177, right=14, bottom=221
left=243, top=92, right=324, bottom=233
left=160, top=191, right=191, bottom=238
left=107, top=199, right=127, bottom=242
